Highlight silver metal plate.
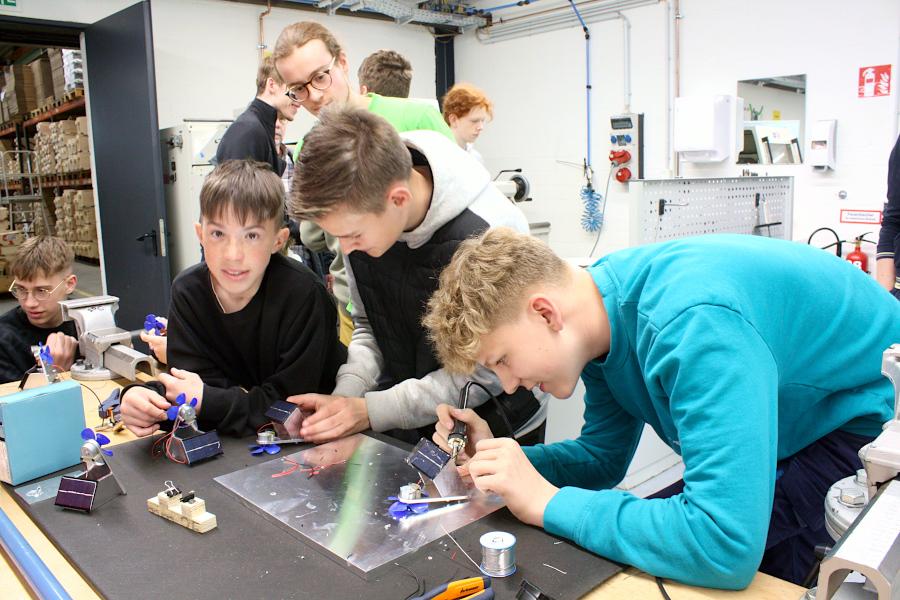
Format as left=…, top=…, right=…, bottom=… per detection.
left=214, top=434, right=503, bottom=578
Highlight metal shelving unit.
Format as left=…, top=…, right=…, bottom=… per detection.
left=0, top=150, right=50, bottom=234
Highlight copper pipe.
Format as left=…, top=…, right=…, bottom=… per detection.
left=259, top=0, right=272, bottom=61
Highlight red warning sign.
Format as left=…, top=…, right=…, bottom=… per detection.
left=859, top=65, right=892, bottom=98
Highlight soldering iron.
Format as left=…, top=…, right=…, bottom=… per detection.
left=447, top=382, right=472, bottom=462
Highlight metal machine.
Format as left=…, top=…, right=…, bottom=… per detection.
left=808, top=345, right=900, bottom=599
left=160, top=120, right=231, bottom=276
left=493, top=169, right=532, bottom=203
left=59, top=295, right=159, bottom=381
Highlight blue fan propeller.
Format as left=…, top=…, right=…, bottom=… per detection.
left=81, top=428, right=113, bottom=456
left=38, top=343, right=54, bottom=366
left=249, top=430, right=281, bottom=455
left=166, top=393, right=197, bottom=421
left=387, top=494, right=430, bottom=519
left=248, top=442, right=281, bottom=456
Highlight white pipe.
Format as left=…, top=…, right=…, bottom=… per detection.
left=479, top=0, right=654, bottom=42
left=619, top=11, right=631, bottom=113
left=666, top=0, right=674, bottom=176
left=675, top=0, right=681, bottom=177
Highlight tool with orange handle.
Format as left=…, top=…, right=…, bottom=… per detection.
left=409, top=576, right=492, bottom=600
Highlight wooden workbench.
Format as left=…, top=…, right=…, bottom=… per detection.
left=0, top=378, right=805, bottom=599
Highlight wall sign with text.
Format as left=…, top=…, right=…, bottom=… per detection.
left=840, top=209, right=882, bottom=225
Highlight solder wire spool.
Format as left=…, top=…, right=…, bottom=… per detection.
left=479, top=531, right=517, bottom=577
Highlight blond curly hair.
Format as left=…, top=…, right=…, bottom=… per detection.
left=423, top=227, right=569, bottom=374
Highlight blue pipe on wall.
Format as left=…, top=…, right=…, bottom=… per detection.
left=0, top=507, right=72, bottom=600
left=567, top=0, right=591, bottom=170
left=470, top=0, right=540, bottom=15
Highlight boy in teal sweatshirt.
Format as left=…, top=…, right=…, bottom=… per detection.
left=423, top=229, right=900, bottom=589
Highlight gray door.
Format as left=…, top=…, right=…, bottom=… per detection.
left=84, top=1, right=170, bottom=329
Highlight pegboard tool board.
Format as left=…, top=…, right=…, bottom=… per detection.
left=9, top=433, right=622, bottom=599
left=630, top=177, right=793, bottom=245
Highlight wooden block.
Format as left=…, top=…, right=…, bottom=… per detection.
left=147, top=490, right=217, bottom=534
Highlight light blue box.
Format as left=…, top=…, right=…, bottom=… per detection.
left=0, top=380, right=85, bottom=485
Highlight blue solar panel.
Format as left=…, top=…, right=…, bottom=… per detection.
left=55, top=477, right=97, bottom=512
left=180, top=431, right=223, bottom=465
left=405, top=438, right=450, bottom=480
left=264, top=400, right=296, bottom=424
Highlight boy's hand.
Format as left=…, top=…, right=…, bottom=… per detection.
left=467, top=438, right=558, bottom=527
left=45, top=331, right=78, bottom=371
left=158, top=368, right=204, bottom=412
left=433, top=403, right=494, bottom=466
left=140, top=316, right=167, bottom=363
left=120, top=386, right=170, bottom=437
left=286, top=393, right=370, bottom=442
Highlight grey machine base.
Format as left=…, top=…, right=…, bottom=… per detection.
left=11, top=433, right=622, bottom=599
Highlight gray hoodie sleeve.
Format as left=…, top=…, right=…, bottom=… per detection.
left=332, top=258, right=384, bottom=398
left=365, top=364, right=504, bottom=432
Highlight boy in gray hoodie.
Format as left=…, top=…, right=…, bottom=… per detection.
left=287, top=106, right=547, bottom=445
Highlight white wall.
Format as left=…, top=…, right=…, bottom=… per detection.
left=455, top=3, right=669, bottom=257
left=455, top=0, right=900, bottom=263
left=11, top=0, right=439, bottom=146
left=679, top=0, right=900, bottom=265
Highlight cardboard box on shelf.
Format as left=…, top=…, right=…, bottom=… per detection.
left=75, top=116, right=89, bottom=137
left=28, top=57, right=53, bottom=102
left=74, top=189, right=94, bottom=206
left=57, top=120, right=77, bottom=136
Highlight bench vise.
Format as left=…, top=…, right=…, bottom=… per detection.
left=59, top=295, right=160, bottom=381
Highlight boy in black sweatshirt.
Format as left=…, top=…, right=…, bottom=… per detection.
left=120, top=160, right=345, bottom=437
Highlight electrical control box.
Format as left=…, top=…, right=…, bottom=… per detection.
left=609, top=112, right=644, bottom=182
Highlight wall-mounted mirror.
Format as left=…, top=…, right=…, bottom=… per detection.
left=737, top=74, right=806, bottom=165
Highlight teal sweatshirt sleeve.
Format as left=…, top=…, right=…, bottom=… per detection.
left=540, top=306, right=779, bottom=590
left=523, top=369, right=642, bottom=489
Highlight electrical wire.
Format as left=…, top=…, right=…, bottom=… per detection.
left=461, top=380, right=515, bottom=439
left=79, top=383, right=101, bottom=407
left=588, top=167, right=616, bottom=258
left=394, top=561, right=425, bottom=600
left=655, top=576, right=673, bottom=600
left=440, top=524, right=482, bottom=573
left=806, top=227, right=843, bottom=257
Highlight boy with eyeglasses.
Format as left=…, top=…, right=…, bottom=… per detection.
left=0, top=236, right=79, bottom=383
left=119, top=160, right=346, bottom=438
left=273, top=22, right=453, bottom=346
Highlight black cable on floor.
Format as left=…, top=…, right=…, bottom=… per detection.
left=655, top=576, right=673, bottom=600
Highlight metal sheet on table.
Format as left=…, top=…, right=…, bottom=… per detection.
left=214, top=434, right=503, bottom=578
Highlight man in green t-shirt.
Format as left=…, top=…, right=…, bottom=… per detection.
left=274, top=23, right=453, bottom=344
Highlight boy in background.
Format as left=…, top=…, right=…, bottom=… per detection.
left=0, top=236, right=78, bottom=382
left=120, top=160, right=345, bottom=437
left=287, top=108, right=545, bottom=446
left=357, top=49, right=412, bottom=98
left=274, top=22, right=452, bottom=345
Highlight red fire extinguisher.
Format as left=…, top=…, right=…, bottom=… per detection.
left=846, top=235, right=869, bottom=273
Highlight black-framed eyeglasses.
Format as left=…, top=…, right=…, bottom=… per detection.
left=9, top=277, right=67, bottom=301
left=285, top=57, right=336, bottom=103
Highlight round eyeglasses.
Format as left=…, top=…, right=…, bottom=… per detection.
left=285, top=57, right=336, bottom=103
left=9, top=278, right=67, bottom=301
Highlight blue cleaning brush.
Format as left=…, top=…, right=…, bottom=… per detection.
left=581, top=185, right=603, bottom=232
